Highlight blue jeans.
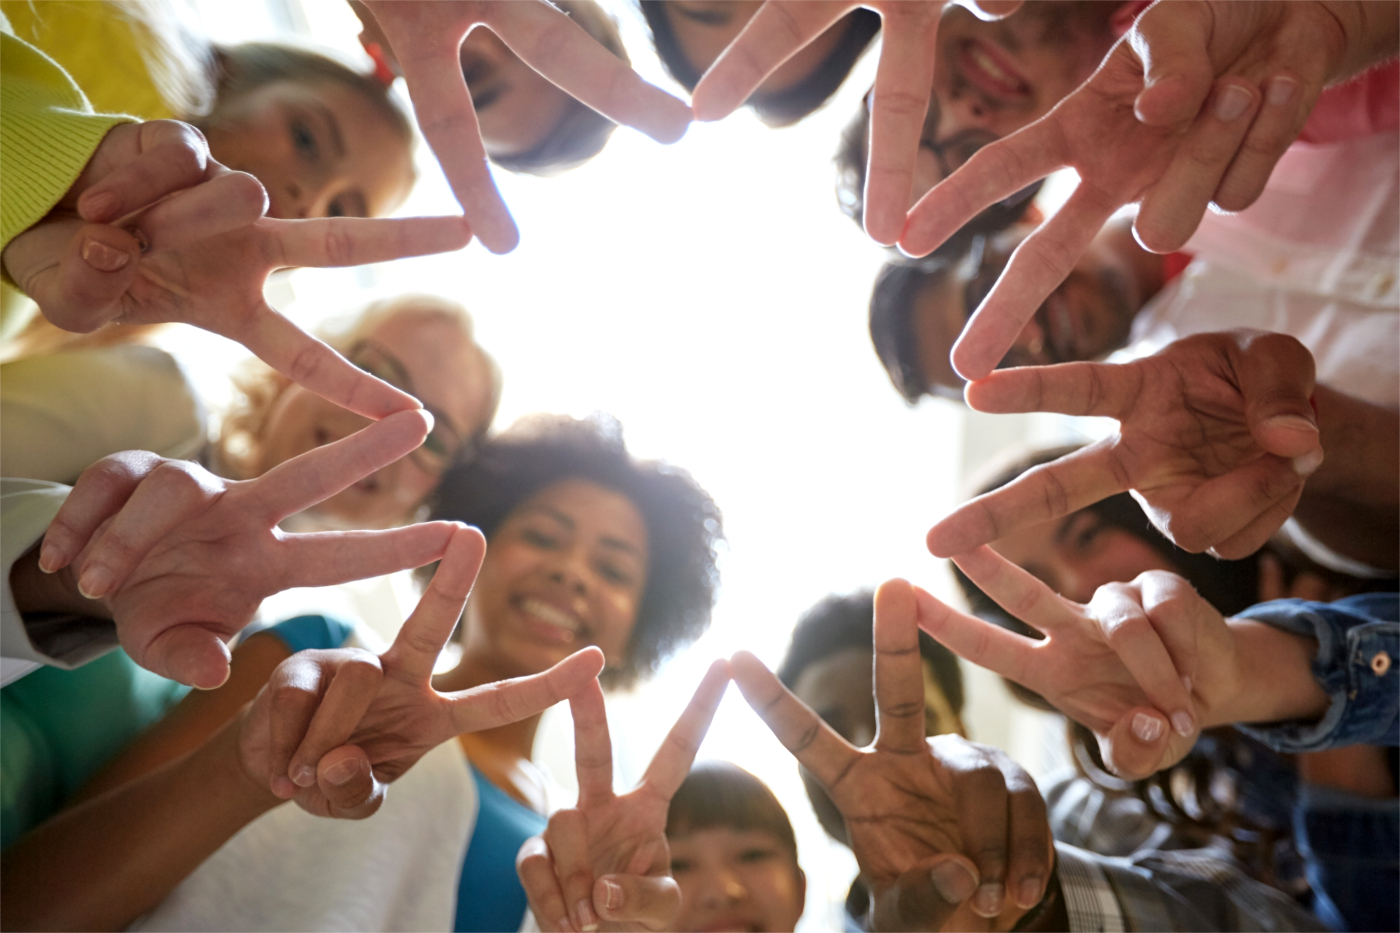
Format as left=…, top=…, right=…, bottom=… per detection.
left=1296, top=783, right=1400, bottom=931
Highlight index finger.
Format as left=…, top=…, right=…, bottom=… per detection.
left=690, top=2, right=853, bottom=122
left=265, top=215, right=473, bottom=269
left=926, top=439, right=1128, bottom=556
left=640, top=659, right=729, bottom=799
left=382, top=524, right=488, bottom=681
left=569, top=678, right=615, bottom=805
left=729, top=650, right=860, bottom=791
left=249, top=408, right=433, bottom=522
left=445, top=646, right=606, bottom=735
left=489, top=1, right=690, bottom=143
left=873, top=579, right=933, bottom=754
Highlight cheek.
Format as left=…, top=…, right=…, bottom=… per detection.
left=1097, top=534, right=1176, bottom=583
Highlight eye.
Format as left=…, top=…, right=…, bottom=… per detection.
left=596, top=560, right=634, bottom=586
left=1066, top=513, right=1104, bottom=553
left=521, top=527, right=561, bottom=549
left=290, top=119, right=320, bottom=162
left=669, top=858, right=692, bottom=874
left=739, top=847, right=776, bottom=864
left=326, top=200, right=345, bottom=218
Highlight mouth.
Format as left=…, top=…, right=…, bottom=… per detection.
left=514, top=595, right=585, bottom=645
left=694, top=919, right=762, bottom=933
left=957, top=38, right=1031, bottom=101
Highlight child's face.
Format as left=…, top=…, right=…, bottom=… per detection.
left=199, top=79, right=414, bottom=219
left=669, top=827, right=805, bottom=932
left=460, top=29, right=573, bottom=157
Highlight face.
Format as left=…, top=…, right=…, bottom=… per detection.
left=460, top=479, right=649, bottom=679
left=909, top=2, right=1117, bottom=203
left=199, top=79, right=413, bottom=219
left=257, top=312, right=494, bottom=528
left=662, top=2, right=849, bottom=99
left=911, top=225, right=1139, bottom=394
left=990, top=508, right=1175, bottom=604
left=669, top=827, right=805, bottom=933
left=461, top=28, right=575, bottom=157
left=790, top=647, right=964, bottom=843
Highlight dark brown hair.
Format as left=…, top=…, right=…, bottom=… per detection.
left=667, top=761, right=798, bottom=865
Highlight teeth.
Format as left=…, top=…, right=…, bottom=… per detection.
left=970, top=45, right=1014, bottom=86
left=520, top=598, right=580, bottom=633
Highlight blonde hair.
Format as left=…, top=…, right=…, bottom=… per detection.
left=216, top=295, right=502, bottom=482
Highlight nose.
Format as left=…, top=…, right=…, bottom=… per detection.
left=547, top=546, right=593, bottom=598
left=696, top=867, right=747, bottom=906
left=940, top=87, right=995, bottom=133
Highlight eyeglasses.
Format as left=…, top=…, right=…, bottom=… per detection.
left=900, top=91, right=1041, bottom=212
left=346, top=339, right=467, bottom=473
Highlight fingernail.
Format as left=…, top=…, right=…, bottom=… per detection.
left=576, top=898, right=598, bottom=932
left=1172, top=710, right=1196, bottom=737
left=1132, top=712, right=1164, bottom=743
left=929, top=861, right=978, bottom=904
left=77, top=564, right=113, bottom=599
left=1016, top=877, right=1044, bottom=909
left=1265, top=414, right=1318, bottom=435
left=81, top=190, right=119, bottom=221
left=557, top=919, right=575, bottom=933
left=973, top=882, right=1005, bottom=917
left=601, top=879, right=623, bottom=910
left=1213, top=84, right=1252, bottom=121
left=1266, top=75, right=1299, bottom=106
left=293, top=764, right=317, bottom=787
left=324, top=757, right=360, bottom=786
left=38, top=539, right=61, bottom=573
left=270, top=775, right=296, bottom=799
left=81, top=237, right=129, bottom=272
left=1181, top=675, right=1192, bottom=694
left=1293, top=448, right=1324, bottom=477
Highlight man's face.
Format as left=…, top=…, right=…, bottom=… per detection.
left=911, top=225, right=1140, bottom=395
left=910, top=2, right=1118, bottom=204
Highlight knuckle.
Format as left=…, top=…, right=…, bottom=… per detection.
left=321, top=223, right=357, bottom=265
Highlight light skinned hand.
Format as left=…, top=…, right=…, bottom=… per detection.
left=361, top=0, right=692, bottom=254
left=3, top=207, right=470, bottom=420
left=731, top=579, right=1054, bottom=931
left=927, top=330, right=1323, bottom=561
left=517, top=660, right=730, bottom=933
left=38, top=410, right=458, bottom=689
left=239, top=523, right=608, bottom=818
left=900, top=0, right=1396, bottom=381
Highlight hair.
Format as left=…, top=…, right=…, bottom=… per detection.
left=490, top=2, right=629, bottom=176
left=835, top=100, right=1040, bottom=245
left=666, top=760, right=798, bottom=865
left=777, top=590, right=964, bottom=716
left=868, top=253, right=963, bottom=405
left=427, top=413, right=723, bottom=688
left=638, top=2, right=880, bottom=127
left=216, top=294, right=501, bottom=488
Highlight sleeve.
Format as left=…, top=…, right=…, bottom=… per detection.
left=0, top=478, right=117, bottom=686
left=0, top=30, right=133, bottom=259
left=1054, top=842, right=1326, bottom=932
left=258, top=615, right=357, bottom=654
left=0, top=347, right=207, bottom=485
left=1234, top=594, right=1398, bottom=752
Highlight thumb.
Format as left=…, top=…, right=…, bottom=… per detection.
left=138, top=623, right=233, bottom=689
left=594, top=873, right=681, bottom=929
left=314, top=746, right=385, bottom=820
left=873, top=855, right=980, bottom=932
left=1100, top=707, right=1177, bottom=781
left=1236, top=333, right=1321, bottom=465
left=1129, top=6, right=1216, bottom=127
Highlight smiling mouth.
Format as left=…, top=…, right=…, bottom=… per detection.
left=516, top=596, right=582, bottom=640
left=958, top=39, right=1030, bottom=100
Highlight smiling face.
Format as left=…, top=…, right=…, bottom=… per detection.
left=198, top=78, right=414, bottom=219
left=669, top=826, right=805, bottom=933
left=989, top=509, right=1174, bottom=604
left=460, top=28, right=575, bottom=158
left=910, top=2, right=1117, bottom=204
left=459, top=479, right=650, bottom=680
left=256, top=311, right=495, bottom=528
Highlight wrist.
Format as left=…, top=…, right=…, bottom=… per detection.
left=1320, top=1, right=1400, bottom=81
left=1222, top=618, right=1329, bottom=726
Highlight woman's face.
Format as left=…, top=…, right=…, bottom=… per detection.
left=461, top=479, right=649, bottom=679
left=460, top=29, right=574, bottom=157
left=257, top=312, right=494, bottom=528
left=989, top=509, right=1175, bottom=604
left=199, top=78, right=414, bottom=219
left=669, top=826, right=805, bottom=933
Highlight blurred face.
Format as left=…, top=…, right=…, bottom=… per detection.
left=257, top=313, right=494, bottom=528
left=460, top=480, right=649, bottom=679
left=669, top=827, right=805, bottom=933
left=790, top=648, right=963, bottom=843
left=911, top=225, right=1139, bottom=394
left=661, top=1, right=849, bottom=99
left=990, top=508, right=1175, bottom=604
left=461, top=28, right=574, bottom=157
left=909, top=2, right=1117, bottom=203
left=200, top=79, right=414, bottom=219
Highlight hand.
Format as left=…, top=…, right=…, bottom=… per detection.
left=927, top=330, right=1323, bottom=560
left=362, top=0, right=691, bottom=254
left=36, top=410, right=457, bottom=689
left=517, top=660, right=730, bottom=933
left=239, top=524, right=608, bottom=818
left=692, top=2, right=950, bottom=246
left=3, top=207, right=470, bottom=420
left=900, top=0, right=1393, bottom=380
left=731, top=580, right=1054, bottom=931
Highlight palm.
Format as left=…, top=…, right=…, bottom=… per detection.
left=830, top=751, right=962, bottom=885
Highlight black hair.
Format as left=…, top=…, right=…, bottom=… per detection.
left=868, top=253, right=962, bottom=405
left=428, top=413, right=723, bottom=688
left=638, top=2, right=880, bottom=127
left=777, top=590, right=964, bottom=716
left=667, top=761, right=799, bottom=864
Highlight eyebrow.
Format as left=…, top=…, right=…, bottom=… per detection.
left=311, top=102, right=346, bottom=159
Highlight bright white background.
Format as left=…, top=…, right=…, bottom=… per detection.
left=170, top=2, right=1089, bottom=927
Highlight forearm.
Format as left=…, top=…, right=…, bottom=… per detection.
left=1324, top=1, right=1400, bottom=83
left=0, top=713, right=278, bottom=932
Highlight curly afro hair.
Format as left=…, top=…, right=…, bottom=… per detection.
left=428, top=413, right=723, bottom=688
